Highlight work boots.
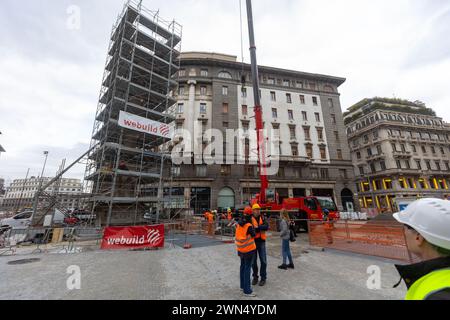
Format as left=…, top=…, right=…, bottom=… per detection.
left=278, top=264, right=288, bottom=270
left=252, top=278, right=259, bottom=286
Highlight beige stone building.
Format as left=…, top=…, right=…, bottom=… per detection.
left=345, top=98, right=450, bottom=212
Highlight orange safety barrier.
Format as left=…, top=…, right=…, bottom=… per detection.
left=308, top=220, right=416, bottom=262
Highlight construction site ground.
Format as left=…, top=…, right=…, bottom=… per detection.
left=0, top=233, right=407, bottom=300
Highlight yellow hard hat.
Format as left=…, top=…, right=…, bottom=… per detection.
left=252, top=204, right=261, bottom=210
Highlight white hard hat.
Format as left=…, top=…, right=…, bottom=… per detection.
left=394, top=198, right=450, bottom=250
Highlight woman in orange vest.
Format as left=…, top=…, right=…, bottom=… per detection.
left=236, top=206, right=257, bottom=297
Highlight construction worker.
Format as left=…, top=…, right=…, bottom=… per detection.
left=205, top=210, right=215, bottom=236
left=227, top=208, right=233, bottom=221
left=236, top=206, right=257, bottom=297
left=251, top=203, right=269, bottom=287
left=393, top=198, right=450, bottom=300
left=323, top=209, right=334, bottom=245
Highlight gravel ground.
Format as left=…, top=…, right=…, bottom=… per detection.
left=0, top=234, right=407, bottom=300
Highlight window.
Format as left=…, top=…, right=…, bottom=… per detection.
left=364, top=135, right=369, bottom=143
left=422, top=146, right=427, bottom=154
left=177, top=103, right=184, bottom=114
left=270, top=91, right=276, bottom=101
left=320, top=146, right=327, bottom=160
left=179, top=69, right=186, bottom=77
left=288, top=110, right=294, bottom=120
left=359, top=166, right=365, bottom=175
left=312, top=97, right=318, bottom=106
left=445, top=162, right=450, bottom=171
left=272, top=108, right=278, bottom=118
left=303, top=127, right=311, bottom=140
left=435, top=161, right=441, bottom=171
left=367, top=148, right=373, bottom=157
left=331, top=114, right=336, bottom=124
left=241, top=87, right=247, bottom=98
left=218, top=71, right=232, bottom=79
left=396, top=160, right=402, bottom=169
left=222, top=86, right=228, bottom=96
left=337, top=149, right=343, bottom=160
left=373, top=130, right=379, bottom=139
left=302, top=111, right=308, bottom=121
left=309, top=82, right=317, bottom=90
left=200, top=103, right=207, bottom=114
left=242, top=105, right=248, bottom=116
left=380, top=161, right=387, bottom=171
left=306, top=145, right=313, bottom=158
left=416, top=160, right=422, bottom=170
left=328, top=98, right=334, bottom=108
left=220, top=165, right=231, bottom=176
left=200, top=86, right=207, bottom=96
left=334, top=131, right=340, bottom=141
left=223, top=122, right=229, bottom=128
left=283, top=80, right=290, bottom=87
left=401, top=144, right=406, bottom=153
left=286, top=93, right=292, bottom=104
left=356, top=151, right=361, bottom=160
left=291, top=145, right=299, bottom=156
left=315, top=113, right=321, bottom=122
left=243, top=123, right=249, bottom=133
left=426, top=160, right=432, bottom=170
left=411, top=144, right=417, bottom=153
left=339, top=169, right=348, bottom=179
left=171, top=166, right=181, bottom=177
left=431, top=146, right=436, bottom=154
left=178, top=86, right=185, bottom=96
left=300, top=95, right=305, bottom=104
left=222, top=103, right=229, bottom=114
left=290, top=127, right=297, bottom=140
left=370, top=163, right=376, bottom=173
left=200, top=69, right=208, bottom=77
left=392, top=143, right=398, bottom=152
left=268, top=78, right=275, bottom=85
left=405, top=160, right=411, bottom=169
left=376, top=145, right=382, bottom=155
left=196, top=165, right=207, bottom=177
left=320, top=168, right=329, bottom=179
left=440, top=147, right=445, bottom=155
left=317, top=128, right=324, bottom=141
left=296, top=81, right=303, bottom=89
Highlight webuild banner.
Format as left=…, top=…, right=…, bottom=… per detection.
left=118, top=111, right=172, bottom=139
left=101, top=225, right=165, bottom=250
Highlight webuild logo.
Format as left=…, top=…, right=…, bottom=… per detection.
left=101, top=225, right=165, bottom=250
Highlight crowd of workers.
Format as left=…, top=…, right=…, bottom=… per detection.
left=202, top=198, right=450, bottom=300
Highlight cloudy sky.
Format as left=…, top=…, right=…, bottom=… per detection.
left=1, top=0, right=450, bottom=184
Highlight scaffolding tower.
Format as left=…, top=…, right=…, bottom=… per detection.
left=84, top=0, right=182, bottom=226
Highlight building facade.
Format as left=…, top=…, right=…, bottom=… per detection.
left=2, top=177, right=83, bottom=212
left=345, top=98, right=450, bottom=212
left=166, top=52, right=355, bottom=213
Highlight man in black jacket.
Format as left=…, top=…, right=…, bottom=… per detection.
left=251, top=204, right=270, bottom=287
left=393, top=198, right=450, bottom=300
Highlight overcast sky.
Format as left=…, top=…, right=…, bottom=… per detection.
left=1, top=0, right=450, bottom=184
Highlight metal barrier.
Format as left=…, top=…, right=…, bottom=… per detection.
left=308, top=220, right=416, bottom=262
left=164, top=218, right=236, bottom=249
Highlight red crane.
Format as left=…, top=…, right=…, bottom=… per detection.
left=245, top=0, right=268, bottom=204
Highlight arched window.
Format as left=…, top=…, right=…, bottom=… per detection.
left=218, top=71, right=232, bottom=79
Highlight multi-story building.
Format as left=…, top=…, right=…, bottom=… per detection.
left=345, top=98, right=450, bottom=212
left=165, top=52, right=355, bottom=212
left=2, top=177, right=83, bottom=212
left=0, top=178, right=5, bottom=196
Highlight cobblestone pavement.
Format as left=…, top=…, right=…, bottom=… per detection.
left=0, top=234, right=407, bottom=300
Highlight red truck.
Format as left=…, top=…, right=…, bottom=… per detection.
left=251, top=193, right=340, bottom=232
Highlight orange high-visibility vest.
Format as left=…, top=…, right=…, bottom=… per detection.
left=207, top=213, right=214, bottom=223
left=235, top=223, right=256, bottom=254
left=252, top=216, right=267, bottom=241
left=227, top=212, right=232, bottom=221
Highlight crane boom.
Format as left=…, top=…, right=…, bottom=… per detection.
left=245, top=0, right=268, bottom=204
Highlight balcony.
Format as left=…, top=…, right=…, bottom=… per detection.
left=392, top=150, right=412, bottom=158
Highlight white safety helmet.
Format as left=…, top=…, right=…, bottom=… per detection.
left=394, top=198, right=450, bottom=250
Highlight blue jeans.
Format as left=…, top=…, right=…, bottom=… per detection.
left=282, top=239, right=293, bottom=265
left=252, top=242, right=267, bottom=281
left=240, top=252, right=255, bottom=294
